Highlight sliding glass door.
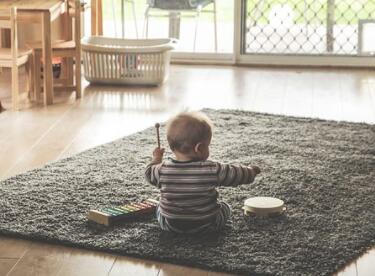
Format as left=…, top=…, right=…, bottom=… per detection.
left=84, top=0, right=375, bottom=66
left=96, top=0, right=234, bottom=55
left=237, top=0, right=375, bottom=66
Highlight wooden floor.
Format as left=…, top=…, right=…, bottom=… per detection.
left=0, top=65, right=374, bottom=276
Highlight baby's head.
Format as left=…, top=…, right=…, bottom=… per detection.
left=166, top=112, right=213, bottom=161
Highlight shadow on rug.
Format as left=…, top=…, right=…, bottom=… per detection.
left=1, top=109, right=374, bottom=275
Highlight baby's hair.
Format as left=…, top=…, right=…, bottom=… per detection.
left=166, top=111, right=213, bottom=154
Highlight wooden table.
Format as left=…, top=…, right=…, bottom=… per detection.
left=0, top=0, right=65, bottom=105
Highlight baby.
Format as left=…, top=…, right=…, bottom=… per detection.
left=145, top=111, right=260, bottom=234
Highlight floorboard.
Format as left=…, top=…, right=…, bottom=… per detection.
left=0, top=237, right=32, bottom=259
left=108, top=256, right=160, bottom=276
left=0, top=65, right=374, bottom=276
left=6, top=243, right=70, bottom=276
left=0, top=259, right=18, bottom=275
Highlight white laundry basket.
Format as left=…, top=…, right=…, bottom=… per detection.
left=81, top=36, right=176, bottom=85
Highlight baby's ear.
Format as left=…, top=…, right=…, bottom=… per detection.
left=194, top=142, right=202, bottom=153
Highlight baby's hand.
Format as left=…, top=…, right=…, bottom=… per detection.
left=152, top=147, right=165, bottom=163
left=250, top=165, right=261, bottom=175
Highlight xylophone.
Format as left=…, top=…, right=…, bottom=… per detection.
left=88, top=199, right=159, bottom=226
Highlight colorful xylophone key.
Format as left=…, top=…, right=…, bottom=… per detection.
left=88, top=199, right=159, bottom=226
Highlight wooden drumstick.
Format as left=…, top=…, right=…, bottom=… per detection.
left=155, top=123, right=160, bottom=148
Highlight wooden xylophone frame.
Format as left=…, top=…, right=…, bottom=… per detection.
left=88, top=198, right=159, bottom=226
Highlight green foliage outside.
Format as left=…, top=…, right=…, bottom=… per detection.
left=100, top=0, right=375, bottom=26
left=101, top=0, right=234, bottom=23
left=247, top=0, right=375, bottom=25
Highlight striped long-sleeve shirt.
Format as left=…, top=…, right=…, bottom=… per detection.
left=145, top=159, right=257, bottom=221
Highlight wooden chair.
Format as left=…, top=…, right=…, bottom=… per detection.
left=144, top=0, right=217, bottom=51
left=0, top=7, right=33, bottom=111
left=28, top=0, right=81, bottom=102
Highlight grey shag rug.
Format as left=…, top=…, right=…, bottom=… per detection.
left=1, top=109, right=374, bottom=276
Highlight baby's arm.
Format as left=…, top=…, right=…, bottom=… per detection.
left=216, top=162, right=260, bottom=187
left=145, top=147, right=165, bottom=187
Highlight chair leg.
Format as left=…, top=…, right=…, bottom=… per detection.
left=29, top=57, right=35, bottom=100
left=75, top=56, right=82, bottom=99
left=0, top=29, right=3, bottom=74
left=121, top=0, right=125, bottom=38
left=213, top=0, right=218, bottom=52
left=67, top=58, right=74, bottom=85
left=11, top=65, right=19, bottom=111
left=194, top=6, right=202, bottom=52
left=143, top=6, right=150, bottom=38
left=25, top=59, right=34, bottom=100
left=33, top=50, right=42, bottom=103
left=61, top=57, right=68, bottom=86
left=112, top=0, right=118, bottom=37
left=130, top=0, right=138, bottom=38
left=24, top=63, right=29, bottom=99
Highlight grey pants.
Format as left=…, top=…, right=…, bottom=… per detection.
left=156, top=201, right=232, bottom=234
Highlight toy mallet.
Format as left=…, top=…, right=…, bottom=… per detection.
left=155, top=123, right=161, bottom=148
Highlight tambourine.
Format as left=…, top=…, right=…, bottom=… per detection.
left=243, top=197, right=286, bottom=217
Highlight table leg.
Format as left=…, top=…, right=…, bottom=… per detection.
left=33, top=50, right=42, bottom=102
left=0, top=29, right=3, bottom=74
left=98, top=0, right=103, bottom=34
left=42, top=11, right=54, bottom=105
left=63, top=2, right=73, bottom=86
left=0, top=29, right=6, bottom=111
left=121, top=0, right=125, bottom=38
left=91, top=0, right=97, bottom=35
left=91, top=0, right=103, bottom=35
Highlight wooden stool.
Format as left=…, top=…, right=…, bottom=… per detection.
left=28, top=0, right=81, bottom=103
left=30, top=40, right=80, bottom=101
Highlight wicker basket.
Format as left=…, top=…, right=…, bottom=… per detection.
left=81, top=36, right=176, bottom=85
